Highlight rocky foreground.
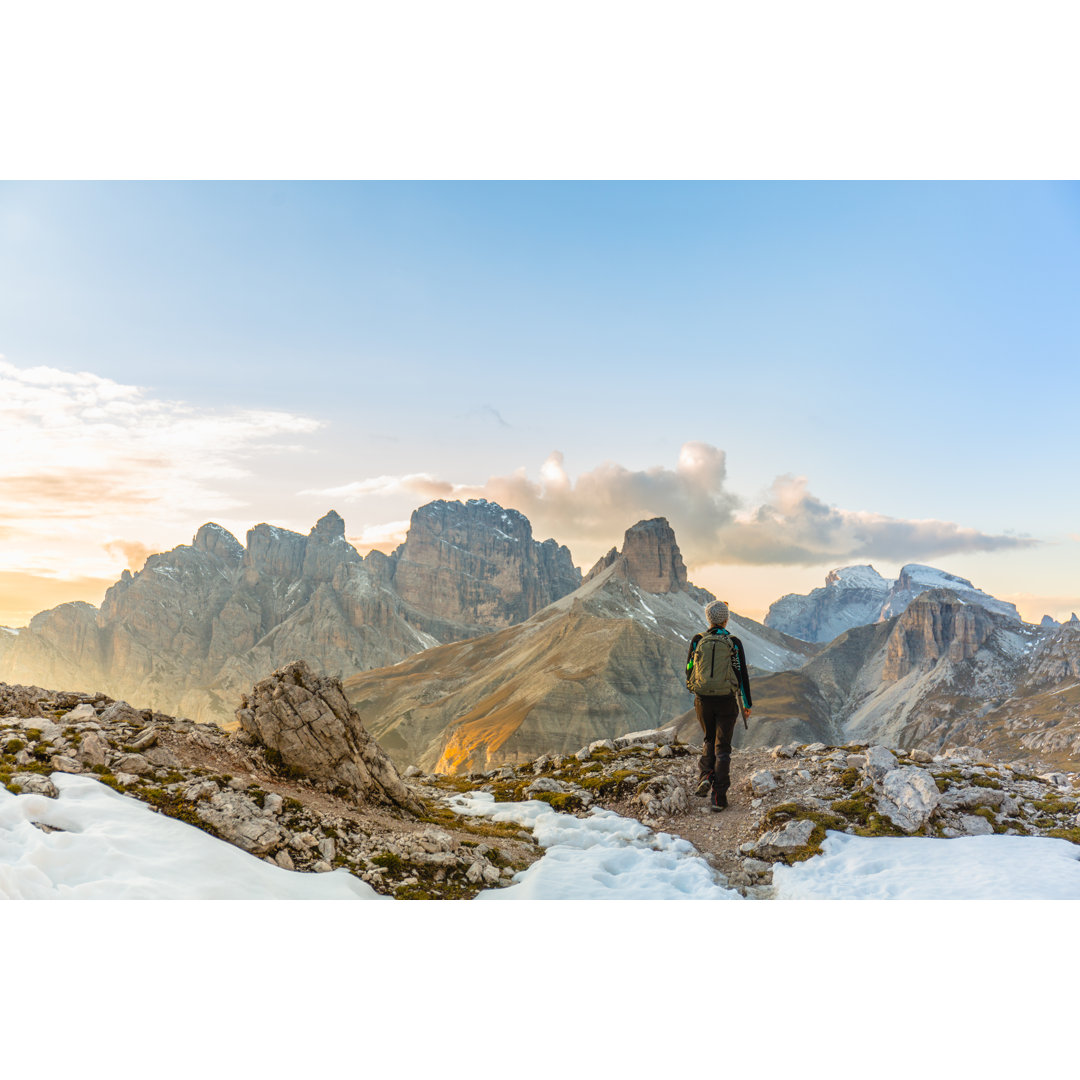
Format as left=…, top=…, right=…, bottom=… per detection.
left=2, top=672, right=1078, bottom=900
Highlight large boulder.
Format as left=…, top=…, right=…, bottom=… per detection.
left=235, top=660, right=422, bottom=814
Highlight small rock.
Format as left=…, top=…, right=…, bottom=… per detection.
left=145, top=746, right=181, bottom=769
left=657, top=745, right=674, bottom=758
left=742, top=858, right=772, bottom=877
left=313, top=861, right=333, bottom=873
left=909, top=749, right=933, bottom=764
left=318, top=838, right=337, bottom=862
left=9, top=773, right=59, bottom=798
left=846, top=754, right=867, bottom=769
left=752, top=818, right=817, bottom=858
left=864, top=745, right=899, bottom=782
left=129, top=728, right=159, bottom=752
left=750, top=770, right=778, bottom=795
left=403, top=765, right=421, bottom=778
left=274, top=849, right=295, bottom=870
left=112, top=772, right=140, bottom=786
left=63, top=703, right=97, bottom=721
left=959, top=814, right=995, bottom=836
left=465, top=861, right=485, bottom=884
left=263, top=793, right=284, bottom=816
left=50, top=755, right=82, bottom=773
left=588, top=739, right=615, bottom=754
left=183, top=779, right=219, bottom=802
left=797, top=769, right=812, bottom=782
left=113, top=753, right=153, bottom=776
left=804, top=742, right=826, bottom=754
left=77, top=732, right=108, bottom=768
left=481, top=865, right=501, bottom=886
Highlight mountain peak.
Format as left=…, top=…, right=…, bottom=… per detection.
left=617, top=517, right=687, bottom=594
left=310, top=509, right=346, bottom=542
left=192, top=522, right=244, bottom=561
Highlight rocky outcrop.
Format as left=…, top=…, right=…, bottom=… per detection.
left=0, top=680, right=538, bottom=897
left=390, top=499, right=580, bottom=629
left=236, top=660, right=422, bottom=814
left=882, top=589, right=998, bottom=680
left=584, top=518, right=688, bottom=594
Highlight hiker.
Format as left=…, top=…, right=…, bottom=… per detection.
left=685, top=599, right=752, bottom=811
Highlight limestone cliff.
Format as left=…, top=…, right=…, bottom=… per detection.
left=0, top=501, right=583, bottom=728
left=390, top=499, right=580, bottom=631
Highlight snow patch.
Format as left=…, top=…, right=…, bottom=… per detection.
left=449, top=792, right=742, bottom=900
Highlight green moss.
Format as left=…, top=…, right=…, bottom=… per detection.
left=372, top=851, right=405, bottom=874
left=854, top=813, right=910, bottom=838
left=4, top=739, right=25, bottom=754
left=531, top=791, right=585, bottom=812
left=1032, top=795, right=1075, bottom=814
left=838, top=767, right=860, bottom=790
left=25, top=729, right=42, bottom=741
left=418, top=801, right=534, bottom=841
left=138, top=787, right=219, bottom=836
left=830, top=789, right=876, bottom=824
left=970, top=776, right=1003, bottom=790
left=284, top=797, right=303, bottom=812
left=1045, top=827, right=1080, bottom=845
left=248, top=787, right=267, bottom=809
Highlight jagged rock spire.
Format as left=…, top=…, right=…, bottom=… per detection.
left=236, top=660, right=422, bottom=814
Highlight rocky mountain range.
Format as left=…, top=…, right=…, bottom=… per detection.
left=765, top=563, right=1021, bottom=642
left=4, top=495, right=1077, bottom=778
left=344, top=518, right=818, bottom=773
left=0, top=500, right=580, bottom=728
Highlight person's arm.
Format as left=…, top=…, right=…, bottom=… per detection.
left=731, top=636, right=752, bottom=711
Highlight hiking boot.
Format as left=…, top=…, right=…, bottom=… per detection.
left=710, top=788, right=728, bottom=812
left=694, top=775, right=713, bottom=798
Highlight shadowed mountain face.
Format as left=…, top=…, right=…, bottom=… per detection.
left=734, top=589, right=1080, bottom=769
left=344, top=518, right=818, bottom=774
left=0, top=501, right=582, bottom=727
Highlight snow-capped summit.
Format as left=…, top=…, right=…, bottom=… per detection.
left=766, top=562, right=1020, bottom=643
left=824, top=565, right=889, bottom=590
left=881, top=564, right=1020, bottom=622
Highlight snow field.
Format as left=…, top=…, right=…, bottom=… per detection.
left=772, top=830, right=1080, bottom=899
left=0, top=773, right=380, bottom=900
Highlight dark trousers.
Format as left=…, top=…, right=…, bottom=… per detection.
left=696, top=693, right=739, bottom=794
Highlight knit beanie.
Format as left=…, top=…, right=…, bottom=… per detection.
left=705, top=599, right=729, bottom=627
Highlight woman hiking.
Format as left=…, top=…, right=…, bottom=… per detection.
left=685, top=599, right=752, bottom=811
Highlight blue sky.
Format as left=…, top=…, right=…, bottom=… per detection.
left=2, top=180, right=1078, bottom=623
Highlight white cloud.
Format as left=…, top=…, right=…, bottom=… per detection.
left=310, top=443, right=1035, bottom=570
left=0, top=357, right=322, bottom=579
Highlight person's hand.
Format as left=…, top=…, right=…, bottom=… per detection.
left=743, top=708, right=752, bottom=718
